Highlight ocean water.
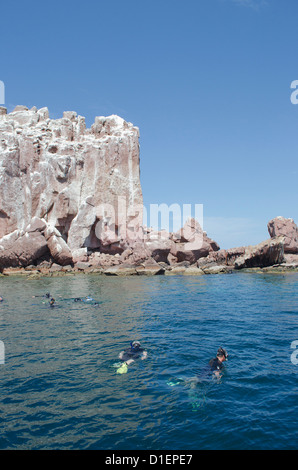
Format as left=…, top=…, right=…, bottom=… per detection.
left=0, top=272, right=297, bottom=450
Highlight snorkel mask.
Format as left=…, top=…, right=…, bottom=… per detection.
left=217, top=347, right=228, bottom=360
left=130, top=341, right=141, bottom=352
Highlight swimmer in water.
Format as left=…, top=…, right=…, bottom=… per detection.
left=119, top=341, right=148, bottom=365
left=168, top=346, right=229, bottom=387
left=208, top=347, right=228, bottom=378
left=73, top=296, right=94, bottom=303
left=116, top=341, right=148, bottom=373
left=188, top=347, right=228, bottom=410
left=49, top=298, right=56, bottom=307
left=32, top=292, right=51, bottom=299
left=0, top=296, right=3, bottom=302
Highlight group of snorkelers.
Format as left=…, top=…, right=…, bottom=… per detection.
left=3, top=290, right=228, bottom=379
left=32, top=292, right=100, bottom=307
left=116, top=340, right=228, bottom=377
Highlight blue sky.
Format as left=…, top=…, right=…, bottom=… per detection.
left=1, top=0, right=297, bottom=248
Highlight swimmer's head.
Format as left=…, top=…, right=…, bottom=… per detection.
left=49, top=298, right=55, bottom=306
left=0, top=297, right=3, bottom=302
left=131, top=341, right=141, bottom=351
left=217, top=347, right=228, bottom=360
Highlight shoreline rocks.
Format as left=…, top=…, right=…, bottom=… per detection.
left=1, top=213, right=298, bottom=277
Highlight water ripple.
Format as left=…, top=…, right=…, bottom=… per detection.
left=0, top=273, right=297, bottom=449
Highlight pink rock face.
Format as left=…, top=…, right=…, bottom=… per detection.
left=234, top=237, right=285, bottom=269
left=267, top=216, right=298, bottom=254
left=143, top=218, right=220, bottom=264
left=0, top=216, right=73, bottom=269
left=173, top=218, right=203, bottom=243
left=44, top=225, right=73, bottom=266
left=0, top=107, right=143, bottom=252
left=0, top=229, right=48, bottom=269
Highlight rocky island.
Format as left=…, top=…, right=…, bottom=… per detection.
left=0, top=105, right=297, bottom=278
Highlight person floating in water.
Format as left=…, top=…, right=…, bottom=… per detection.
left=32, top=292, right=51, bottom=299
left=167, top=346, right=229, bottom=387
left=209, top=347, right=228, bottom=377
left=116, top=341, right=148, bottom=374
left=72, top=296, right=100, bottom=307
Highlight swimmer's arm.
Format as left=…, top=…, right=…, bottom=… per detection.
left=119, top=351, right=124, bottom=360
left=141, top=351, right=148, bottom=360
left=118, top=351, right=134, bottom=365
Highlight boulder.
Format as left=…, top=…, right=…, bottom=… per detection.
left=268, top=216, right=298, bottom=253
left=183, top=266, right=205, bottom=275
left=135, top=260, right=165, bottom=275
left=283, top=253, right=298, bottom=266
left=173, top=240, right=211, bottom=264
left=25, top=216, right=47, bottom=233
left=173, top=218, right=203, bottom=243
left=171, top=218, right=220, bottom=263
left=0, top=229, right=48, bottom=269
left=198, top=247, right=246, bottom=267
left=103, top=264, right=138, bottom=276
left=234, top=237, right=285, bottom=269
left=120, top=242, right=152, bottom=265
left=71, top=248, right=88, bottom=263
left=44, top=225, right=73, bottom=266
left=201, top=265, right=233, bottom=274
left=145, top=231, right=174, bottom=263
left=88, top=251, right=120, bottom=268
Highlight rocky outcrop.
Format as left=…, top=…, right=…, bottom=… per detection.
left=44, top=225, right=73, bottom=266
left=268, top=216, right=298, bottom=254
left=0, top=225, right=48, bottom=270
left=143, top=218, right=219, bottom=265
left=198, top=237, right=285, bottom=271
left=0, top=106, right=220, bottom=272
left=0, top=106, right=143, bottom=254
left=234, top=237, right=285, bottom=269
left=0, top=105, right=297, bottom=276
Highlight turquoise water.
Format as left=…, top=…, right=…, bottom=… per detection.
left=0, top=272, right=297, bottom=450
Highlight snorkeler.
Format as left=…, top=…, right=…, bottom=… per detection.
left=116, top=341, right=148, bottom=373
left=32, top=292, right=51, bottom=299
left=49, top=298, right=56, bottom=307
left=119, top=341, right=148, bottom=365
left=73, top=296, right=94, bottom=303
left=209, top=347, right=228, bottom=375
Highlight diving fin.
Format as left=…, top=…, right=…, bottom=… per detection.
left=116, top=363, right=128, bottom=374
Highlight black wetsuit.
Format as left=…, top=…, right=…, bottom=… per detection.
left=121, top=347, right=145, bottom=362
left=209, top=357, right=224, bottom=371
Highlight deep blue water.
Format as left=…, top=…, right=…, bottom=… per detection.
left=0, top=272, right=297, bottom=450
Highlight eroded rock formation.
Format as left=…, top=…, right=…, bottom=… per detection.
left=0, top=105, right=142, bottom=254
left=268, top=216, right=298, bottom=254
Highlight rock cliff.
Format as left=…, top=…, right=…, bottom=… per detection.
left=0, top=105, right=142, bottom=253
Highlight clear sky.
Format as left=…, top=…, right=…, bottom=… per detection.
left=1, top=0, right=297, bottom=248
